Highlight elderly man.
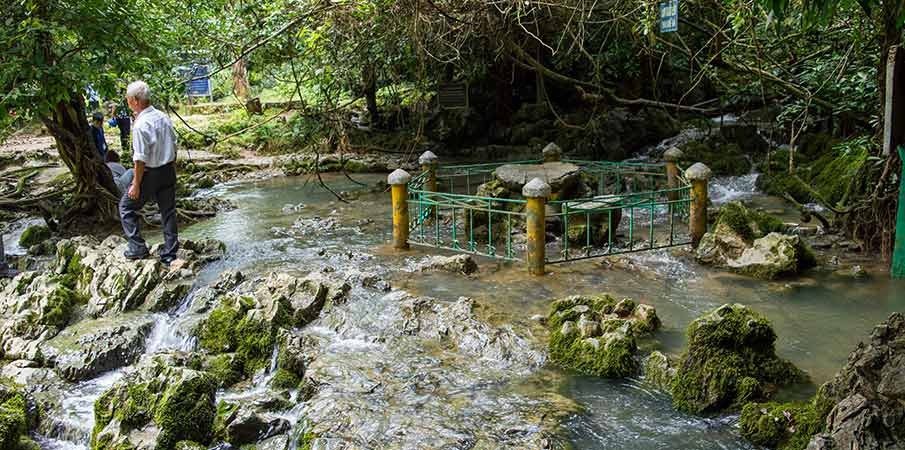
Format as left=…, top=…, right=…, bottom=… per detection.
left=119, top=81, right=179, bottom=264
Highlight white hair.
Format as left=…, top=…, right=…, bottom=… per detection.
left=126, top=81, right=151, bottom=102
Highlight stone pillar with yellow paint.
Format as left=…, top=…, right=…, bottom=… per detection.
left=419, top=150, right=439, bottom=193
left=388, top=169, right=412, bottom=251
left=523, top=177, right=551, bottom=275
left=685, top=163, right=712, bottom=248
left=663, top=147, right=683, bottom=202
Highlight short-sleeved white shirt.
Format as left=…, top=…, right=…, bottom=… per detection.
left=131, top=106, right=177, bottom=168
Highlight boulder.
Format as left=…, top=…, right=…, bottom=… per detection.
left=493, top=162, right=581, bottom=196
left=670, top=304, right=805, bottom=414
left=92, top=355, right=218, bottom=450
left=0, top=382, right=40, bottom=450
left=18, top=225, right=50, bottom=249
left=643, top=351, right=677, bottom=392
left=221, top=405, right=291, bottom=446
left=196, top=271, right=349, bottom=381
left=546, top=295, right=660, bottom=378
left=727, top=233, right=817, bottom=280
left=414, top=254, right=479, bottom=275
left=806, top=312, right=905, bottom=450
left=695, top=202, right=786, bottom=266
left=740, top=401, right=824, bottom=450
left=564, top=196, right=623, bottom=247
left=43, top=314, right=155, bottom=381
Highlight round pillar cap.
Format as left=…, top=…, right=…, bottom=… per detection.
left=419, top=150, right=439, bottom=166
left=522, top=177, right=552, bottom=198
left=542, top=142, right=563, bottom=161
left=684, top=163, right=712, bottom=181
left=663, top=147, right=683, bottom=162
left=387, top=169, right=412, bottom=185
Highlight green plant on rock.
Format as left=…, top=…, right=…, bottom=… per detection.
left=270, top=369, right=302, bottom=390
left=670, top=304, right=806, bottom=415
left=740, top=401, right=824, bottom=450
left=18, top=225, right=50, bottom=249
left=197, top=296, right=277, bottom=379
left=0, top=382, right=39, bottom=450
left=716, top=202, right=786, bottom=243
left=154, top=373, right=218, bottom=449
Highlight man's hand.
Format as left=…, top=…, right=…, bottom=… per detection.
left=128, top=183, right=140, bottom=200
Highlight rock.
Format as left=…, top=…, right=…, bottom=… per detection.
left=547, top=295, right=660, bottom=377
left=805, top=313, right=905, bottom=450
left=564, top=196, right=623, bottom=246
left=144, top=282, right=191, bottom=312
left=43, top=313, right=155, bottom=381
left=740, top=400, right=824, bottom=450
left=493, top=162, right=581, bottom=195
left=542, top=142, right=562, bottom=162
left=671, top=304, right=805, bottom=414
left=832, top=264, right=868, bottom=280
left=0, top=382, right=40, bottom=450
left=0, top=272, right=83, bottom=360
left=93, top=355, right=218, bottom=450
left=414, top=254, right=479, bottom=275
left=643, top=351, right=676, bottom=392
left=18, top=224, right=50, bottom=249
left=196, top=271, right=349, bottom=382
left=727, top=233, right=817, bottom=280
left=695, top=202, right=787, bottom=266
left=223, top=405, right=290, bottom=445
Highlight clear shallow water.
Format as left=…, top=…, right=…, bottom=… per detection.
left=36, top=172, right=905, bottom=449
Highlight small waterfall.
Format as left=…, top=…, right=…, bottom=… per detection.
left=144, top=290, right=200, bottom=355
left=710, top=173, right=760, bottom=205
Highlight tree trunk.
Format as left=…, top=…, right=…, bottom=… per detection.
left=363, top=66, right=379, bottom=128
left=41, top=93, right=120, bottom=221
left=232, top=58, right=251, bottom=101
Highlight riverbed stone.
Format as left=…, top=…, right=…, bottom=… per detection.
left=414, top=254, right=479, bottom=275
left=547, top=294, right=660, bottom=378
left=643, top=351, right=677, bottom=392
left=671, top=304, right=805, bottom=415
left=92, top=354, right=218, bottom=450
left=495, top=162, right=580, bottom=195
left=727, top=233, right=817, bottom=280
left=221, top=405, right=290, bottom=446
left=803, top=312, right=905, bottom=450
left=0, top=381, right=40, bottom=450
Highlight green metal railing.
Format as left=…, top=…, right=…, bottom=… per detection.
left=405, top=159, right=692, bottom=263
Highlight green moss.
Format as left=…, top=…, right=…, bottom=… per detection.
left=0, top=392, right=28, bottom=450
left=670, top=304, right=806, bottom=415
left=549, top=327, right=638, bottom=378
left=205, top=354, right=243, bottom=388
left=297, top=431, right=317, bottom=450
left=174, top=441, right=206, bottom=450
left=197, top=298, right=277, bottom=380
left=270, top=369, right=302, bottom=390
left=153, top=373, right=217, bottom=449
left=740, top=401, right=824, bottom=450
left=809, top=138, right=869, bottom=207
left=18, top=225, right=50, bottom=249
left=715, top=202, right=786, bottom=243
left=547, top=295, right=619, bottom=330
left=680, top=141, right=750, bottom=176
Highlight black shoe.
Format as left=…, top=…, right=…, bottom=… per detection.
left=160, top=257, right=176, bottom=267
left=123, top=251, right=150, bottom=260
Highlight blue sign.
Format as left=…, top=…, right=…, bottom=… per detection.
left=186, top=65, right=211, bottom=97
left=660, top=0, right=678, bottom=33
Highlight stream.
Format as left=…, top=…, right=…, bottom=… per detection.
left=16, top=170, right=905, bottom=450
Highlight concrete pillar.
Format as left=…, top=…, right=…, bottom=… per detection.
left=542, top=142, right=562, bottom=163
left=523, top=177, right=551, bottom=275
left=419, top=150, right=439, bottom=194
left=663, top=147, right=683, bottom=202
left=685, top=163, right=712, bottom=248
left=388, top=169, right=412, bottom=251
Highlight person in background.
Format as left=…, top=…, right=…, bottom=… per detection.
left=119, top=80, right=179, bottom=264
left=86, top=85, right=100, bottom=111
left=89, top=112, right=107, bottom=159
left=107, top=99, right=132, bottom=153
left=105, top=150, right=133, bottom=196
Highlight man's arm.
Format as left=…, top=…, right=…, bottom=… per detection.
left=128, top=161, right=144, bottom=200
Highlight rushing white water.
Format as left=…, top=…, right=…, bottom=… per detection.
left=38, top=369, right=125, bottom=445
left=1, top=217, right=45, bottom=256
left=709, top=173, right=760, bottom=205
left=32, top=436, right=89, bottom=450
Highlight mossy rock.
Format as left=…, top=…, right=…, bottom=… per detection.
left=715, top=202, right=786, bottom=243
left=547, top=295, right=660, bottom=378
left=18, top=225, right=50, bottom=249
left=0, top=390, right=29, bottom=450
left=643, top=351, right=677, bottom=392
left=680, top=141, right=751, bottom=176
left=740, top=401, right=824, bottom=450
left=197, top=296, right=277, bottom=379
left=728, top=233, right=817, bottom=280
left=92, top=358, right=218, bottom=450
left=203, top=354, right=244, bottom=388
left=270, top=369, right=302, bottom=390
left=670, top=304, right=806, bottom=415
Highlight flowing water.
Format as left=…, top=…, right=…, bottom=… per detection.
left=26, top=171, right=905, bottom=449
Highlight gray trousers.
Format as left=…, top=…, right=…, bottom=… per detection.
left=119, top=162, right=179, bottom=261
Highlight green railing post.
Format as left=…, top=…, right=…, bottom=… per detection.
left=524, top=177, right=551, bottom=275
left=389, top=169, right=412, bottom=251
left=892, top=146, right=905, bottom=278
left=685, top=163, right=712, bottom=248
left=664, top=147, right=683, bottom=202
